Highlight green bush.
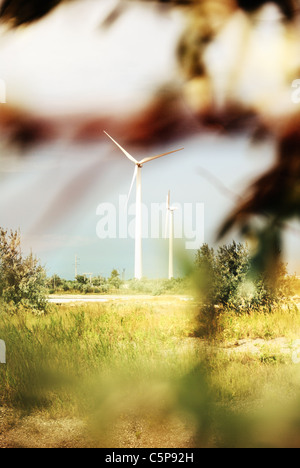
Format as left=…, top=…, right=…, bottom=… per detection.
left=195, top=241, right=288, bottom=313
left=109, top=269, right=122, bottom=289
left=0, top=229, right=48, bottom=313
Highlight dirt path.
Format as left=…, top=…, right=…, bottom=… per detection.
left=222, top=337, right=294, bottom=357
left=0, top=408, right=89, bottom=448
left=0, top=407, right=195, bottom=448
left=48, top=294, right=193, bottom=305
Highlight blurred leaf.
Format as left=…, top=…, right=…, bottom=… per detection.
left=0, top=0, right=63, bottom=26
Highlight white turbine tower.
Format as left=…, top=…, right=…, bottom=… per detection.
left=104, top=131, right=183, bottom=280
left=165, top=190, right=178, bottom=280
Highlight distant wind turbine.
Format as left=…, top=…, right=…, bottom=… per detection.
left=104, top=131, right=184, bottom=280
left=165, top=190, right=178, bottom=280
left=83, top=273, right=93, bottom=284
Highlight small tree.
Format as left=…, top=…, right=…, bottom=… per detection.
left=46, top=274, right=63, bottom=292
left=109, top=269, right=121, bottom=289
left=215, top=241, right=250, bottom=306
left=195, top=241, right=288, bottom=313
left=0, top=229, right=48, bottom=313
left=76, top=275, right=88, bottom=285
left=195, top=244, right=217, bottom=304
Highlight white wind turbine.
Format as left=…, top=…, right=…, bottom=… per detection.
left=104, top=131, right=183, bottom=280
left=165, top=190, right=178, bottom=280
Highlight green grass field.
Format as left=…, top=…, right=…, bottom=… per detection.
left=1, top=296, right=300, bottom=447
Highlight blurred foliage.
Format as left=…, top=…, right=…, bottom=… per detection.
left=0, top=0, right=299, bottom=277
left=1, top=0, right=298, bottom=27
left=289, top=276, right=300, bottom=296
left=236, top=0, right=298, bottom=18
left=0, top=1, right=300, bottom=448
left=175, top=1, right=300, bottom=278
left=0, top=0, right=62, bottom=26
left=218, top=134, right=300, bottom=278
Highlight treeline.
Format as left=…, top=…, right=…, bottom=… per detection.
left=1, top=228, right=299, bottom=315
left=47, top=271, right=190, bottom=296
left=47, top=269, right=122, bottom=295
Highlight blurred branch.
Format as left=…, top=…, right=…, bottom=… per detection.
left=197, top=166, right=300, bottom=240
left=0, top=0, right=63, bottom=26
left=1, top=0, right=300, bottom=28
left=197, top=166, right=242, bottom=202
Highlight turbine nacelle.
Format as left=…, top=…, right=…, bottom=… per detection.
left=104, top=131, right=184, bottom=204
left=167, top=189, right=178, bottom=210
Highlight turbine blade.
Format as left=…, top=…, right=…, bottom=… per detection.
left=126, top=166, right=138, bottom=207
left=140, top=148, right=184, bottom=165
left=104, top=131, right=138, bottom=164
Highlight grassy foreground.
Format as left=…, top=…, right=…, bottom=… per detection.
left=1, top=297, right=300, bottom=447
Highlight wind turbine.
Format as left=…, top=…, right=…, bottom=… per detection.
left=165, top=190, right=178, bottom=280
left=104, top=131, right=184, bottom=280
left=83, top=273, right=93, bottom=284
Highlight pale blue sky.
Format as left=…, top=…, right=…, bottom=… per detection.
left=1, top=131, right=298, bottom=279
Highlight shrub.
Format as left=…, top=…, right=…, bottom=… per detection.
left=195, top=241, right=288, bottom=313
left=0, top=229, right=48, bottom=313
left=109, top=269, right=122, bottom=289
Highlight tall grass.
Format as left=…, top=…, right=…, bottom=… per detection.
left=2, top=298, right=300, bottom=447
left=219, top=303, right=300, bottom=342
left=0, top=301, right=198, bottom=413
